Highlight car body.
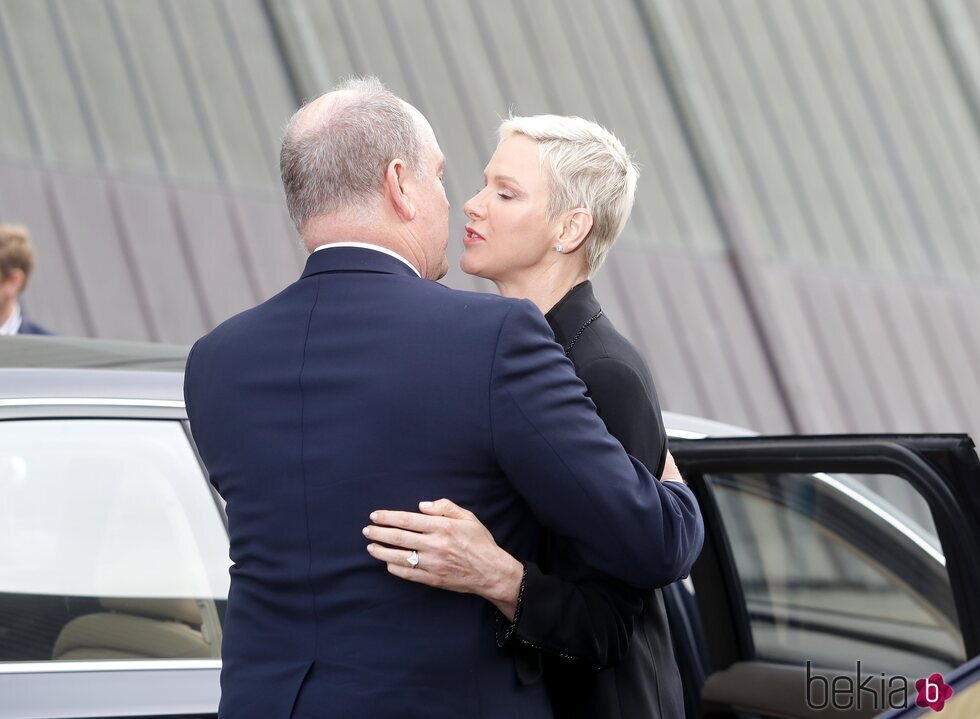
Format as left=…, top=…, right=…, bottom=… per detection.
left=0, top=335, right=978, bottom=719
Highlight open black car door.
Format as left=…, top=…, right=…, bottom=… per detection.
left=670, top=434, right=980, bottom=719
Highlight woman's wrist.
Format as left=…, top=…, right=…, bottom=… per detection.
left=485, top=552, right=526, bottom=621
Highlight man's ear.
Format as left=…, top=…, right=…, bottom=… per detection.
left=0, top=268, right=25, bottom=297
left=383, top=158, right=416, bottom=222
left=557, top=209, right=593, bottom=254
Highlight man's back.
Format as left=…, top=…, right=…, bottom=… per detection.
left=186, top=247, right=702, bottom=718
left=186, top=248, right=552, bottom=717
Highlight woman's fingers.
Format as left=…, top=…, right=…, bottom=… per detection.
left=366, top=543, right=448, bottom=588
left=362, top=524, right=427, bottom=550
left=369, top=509, right=443, bottom=532
left=367, top=542, right=431, bottom=568
left=384, top=561, right=444, bottom=587
left=418, top=498, right=476, bottom=520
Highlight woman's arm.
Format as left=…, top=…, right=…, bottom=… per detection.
left=364, top=453, right=689, bottom=669
left=364, top=498, right=643, bottom=668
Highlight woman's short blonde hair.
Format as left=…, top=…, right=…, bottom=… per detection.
left=498, top=115, right=638, bottom=275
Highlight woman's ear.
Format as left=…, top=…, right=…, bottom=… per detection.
left=383, top=158, right=416, bottom=222
left=557, top=209, right=593, bottom=254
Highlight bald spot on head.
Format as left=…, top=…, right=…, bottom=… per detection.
left=287, top=91, right=347, bottom=142
left=279, top=78, right=427, bottom=234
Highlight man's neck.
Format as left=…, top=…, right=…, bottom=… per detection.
left=312, top=241, right=421, bottom=278
left=303, top=216, right=427, bottom=278
left=0, top=300, right=17, bottom=327
left=0, top=301, right=20, bottom=336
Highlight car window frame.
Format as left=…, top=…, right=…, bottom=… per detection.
left=0, top=398, right=224, bottom=719
left=673, top=434, right=980, bottom=665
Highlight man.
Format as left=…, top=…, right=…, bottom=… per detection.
left=0, top=224, right=50, bottom=335
left=184, top=77, right=702, bottom=719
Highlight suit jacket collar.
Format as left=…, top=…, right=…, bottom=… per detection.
left=301, top=246, right=421, bottom=280
left=545, top=280, right=601, bottom=349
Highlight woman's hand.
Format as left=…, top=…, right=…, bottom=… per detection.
left=364, top=499, right=525, bottom=620
left=661, top=450, right=686, bottom=484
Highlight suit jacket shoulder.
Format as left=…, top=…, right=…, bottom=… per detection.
left=18, top=318, right=51, bottom=335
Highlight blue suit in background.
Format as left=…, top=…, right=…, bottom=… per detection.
left=17, top=317, right=50, bottom=335
left=184, top=246, right=703, bottom=719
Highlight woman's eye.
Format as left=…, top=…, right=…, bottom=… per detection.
left=497, top=192, right=514, bottom=200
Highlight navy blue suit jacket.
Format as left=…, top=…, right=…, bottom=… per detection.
left=18, top=317, right=50, bottom=335
left=184, top=247, right=703, bottom=719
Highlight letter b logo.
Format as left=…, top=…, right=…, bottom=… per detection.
left=915, top=673, right=953, bottom=712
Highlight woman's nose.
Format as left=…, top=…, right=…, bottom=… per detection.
left=463, top=191, right=483, bottom=220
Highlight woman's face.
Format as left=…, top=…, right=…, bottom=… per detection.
left=461, top=136, right=561, bottom=285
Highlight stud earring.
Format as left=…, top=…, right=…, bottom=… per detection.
left=555, top=244, right=563, bottom=253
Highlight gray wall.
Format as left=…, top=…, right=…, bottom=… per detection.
left=1, top=0, right=978, bottom=447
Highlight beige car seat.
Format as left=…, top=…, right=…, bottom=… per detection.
left=52, top=598, right=214, bottom=660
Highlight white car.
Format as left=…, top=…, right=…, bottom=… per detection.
left=1, top=336, right=977, bottom=718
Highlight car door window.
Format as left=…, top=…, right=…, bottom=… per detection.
left=705, top=470, right=965, bottom=678
left=0, top=419, right=230, bottom=663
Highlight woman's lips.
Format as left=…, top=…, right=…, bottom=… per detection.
left=463, top=226, right=486, bottom=245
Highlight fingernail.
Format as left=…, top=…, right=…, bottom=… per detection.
left=369, top=512, right=378, bottom=521
left=419, top=501, right=433, bottom=509
left=362, top=527, right=370, bottom=536
left=366, top=544, right=375, bottom=553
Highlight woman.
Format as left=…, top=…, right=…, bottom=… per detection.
left=366, top=116, right=692, bottom=718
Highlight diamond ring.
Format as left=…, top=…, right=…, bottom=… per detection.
left=407, top=550, right=420, bottom=569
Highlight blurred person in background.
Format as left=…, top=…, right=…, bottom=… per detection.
left=0, top=224, right=50, bottom=336
left=369, top=115, right=693, bottom=719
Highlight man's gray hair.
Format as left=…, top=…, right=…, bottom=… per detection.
left=280, top=76, right=425, bottom=231
left=498, top=115, right=639, bottom=276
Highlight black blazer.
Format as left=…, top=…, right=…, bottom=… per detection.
left=500, top=281, right=691, bottom=719
left=184, top=249, right=703, bottom=719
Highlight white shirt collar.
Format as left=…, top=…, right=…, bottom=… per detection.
left=0, top=303, right=22, bottom=336
left=312, top=242, right=421, bottom=278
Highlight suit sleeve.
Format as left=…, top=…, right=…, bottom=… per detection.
left=489, top=300, right=703, bottom=589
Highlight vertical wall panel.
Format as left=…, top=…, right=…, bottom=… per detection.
left=761, top=270, right=849, bottom=433
left=47, top=173, right=151, bottom=340
left=845, top=282, right=928, bottom=432
left=600, top=0, right=726, bottom=255
left=886, top=0, right=980, bottom=273
left=232, top=197, right=306, bottom=300
left=113, top=181, right=210, bottom=343
left=219, top=0, right=298, bottom=154
left=0, top=43, right=35, bottom=161
left=172, top=188, right=261, bottom=323
left=653, top=253, right=755, bottom=428
left=0, top=0, right=95, bottom=167
left=799, top=279, right=886, bottom=432
left=57, top=0, right=158, bottom=176
left=874, top=284, right=969, bottom=431
left=166, top=0, right=276, bottom=190
left=596, top=252, right=712, bottom=418
left=114, top=0, right=219, bottom=185
left=920, top=286, right=980, bottom=436
left=697, top=260, right=791, bottom=432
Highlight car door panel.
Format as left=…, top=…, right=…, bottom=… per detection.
left=671, top=435, right=980, bottom=718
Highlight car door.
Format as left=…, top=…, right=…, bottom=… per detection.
left=670, top=434, right=980, bottom=719
left=0, top=402, right=228, bottom=719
